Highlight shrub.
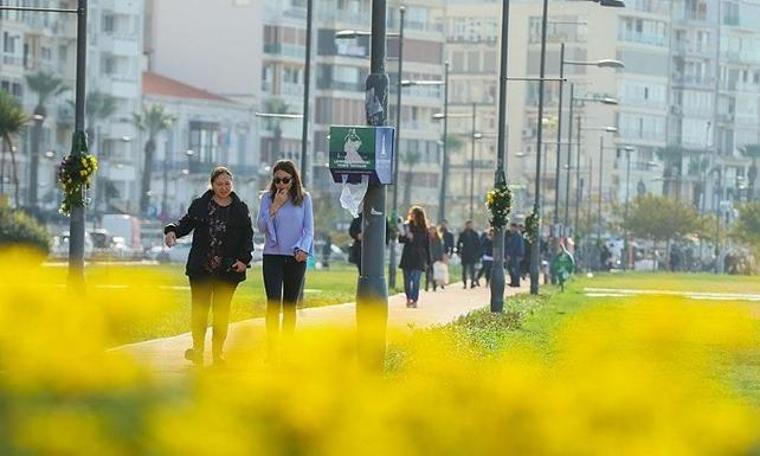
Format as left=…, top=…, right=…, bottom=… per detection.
left=0, top=205, right=50, bottom=255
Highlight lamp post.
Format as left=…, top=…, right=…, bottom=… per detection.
left=299, top=0, right=313, bottom=185
left=554, top=52, right=623, bottom=230
left=440, top=62, right=450, bottom=222
left=596, top=132, right=619, bottom=246
left=0, top=2, right=89, bottom=282
left=570, top=121, right=617, bottom=236
left=622, top=145, right=635, bottom=270
left=355, top=0, right=390, bottom=369
left=490, top=0, right=511, bottom=313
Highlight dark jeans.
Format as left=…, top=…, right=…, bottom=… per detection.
left=461, top=261, right=477, bottom=286
left=403, top=268, right=423, bottom=302
left=263, top=255, right=307, bottom=340
left=189, top=277, right=238, bottom=358
left=507, top=256, right=522, bottom=286
left=477, top=260, right=493, bottom=284
left=425, top=267, right=439, bottom=291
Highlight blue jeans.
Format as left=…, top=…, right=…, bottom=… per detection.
left=403, top=269, right=423, bottom=302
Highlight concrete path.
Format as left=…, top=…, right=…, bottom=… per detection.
left=115, top=280, right=530, bottom=376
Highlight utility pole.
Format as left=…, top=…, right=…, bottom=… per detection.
left=469, top=102, right=477, bottom=220
left=529, top=0, right=549, bottom=295
left=490, top=0, right=510, bottom=313
left=300, top=0, right=313, bottom=185
left=438, top=62, right=450, bottom=222
left=388, top=6, right=405, bottom=290
left=356, top=0, right=390, bottom=369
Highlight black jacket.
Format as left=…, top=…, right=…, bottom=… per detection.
left=399, top=223, right=431, bottom=271
left=441, top=229, right=455, bottom=256
left=164, top=190, right=254, bottom=283
left=456, top=228, right=481, bottom=263
left=348, top=214, right=391, bottom=265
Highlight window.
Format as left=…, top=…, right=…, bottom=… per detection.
left=103, top=14, right=115, bottom=33
left=189, top=122, right=220, bottom=164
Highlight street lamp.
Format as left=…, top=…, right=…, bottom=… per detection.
left=554, top=46, right=623, bottom=236
left=528, top=0, right=626, bottom=293
left=1, top=1, right=88, bottom=283
left=595, top=131, right=620, bottom=246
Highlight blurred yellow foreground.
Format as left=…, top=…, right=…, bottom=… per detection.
left=0, top=249, right=758, bottom=455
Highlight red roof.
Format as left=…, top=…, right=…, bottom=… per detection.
left=142, top=72, right=233, bottom=103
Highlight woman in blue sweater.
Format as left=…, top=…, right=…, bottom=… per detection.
left=256, top=160, right=314, bottom=354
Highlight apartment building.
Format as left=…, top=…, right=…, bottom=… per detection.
left=261, top=0, right=448, bottom=219
left=0, top=0, right=144, bottom=213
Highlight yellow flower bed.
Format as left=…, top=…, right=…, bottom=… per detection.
left=0, top=248, right=758, bottom=454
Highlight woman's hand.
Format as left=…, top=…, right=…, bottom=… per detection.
left=295, top=250, right=308, bottom=263
left=164, top=232, right=176, bottom=247
left=230, top=260, right=247, bottom=273
left=270, top=188, right=289, bottom=216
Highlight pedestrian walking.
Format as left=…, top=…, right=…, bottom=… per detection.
left=399, top=206, right=431, bottom=308
left=256, top=160, right=314, bottom=357
left=456, top=220, right=481, bottom=288
left=321, top=234, right=332, bottom=269
left=505, top=222, right=526, bottom=287
left=425, top=225, right=446, bottom=292
left=439, top=219, right=455, bottom=260
left=348, top=214, right=391, bottom=275
left=164, top=166, right=254, bottom=366
left=477, top=228, right=495, bottom=286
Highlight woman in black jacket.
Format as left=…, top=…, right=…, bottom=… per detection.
left=164, top=167, right=253, bottom=366
left=399, top=206, right=431, bottom=308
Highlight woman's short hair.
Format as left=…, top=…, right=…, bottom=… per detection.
left=210, top=166, right=233, bottom=184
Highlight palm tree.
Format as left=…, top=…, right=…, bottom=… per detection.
left=657, top=145, right=688, bottom=200
left=133, top=104, right=174, bottom=215
left=79, top=91, right=119, bottom=212
left=25, top=71, right=67, bottom=208
left=264, top=98, right=289, bottom=163
left=0, top=90, right=28, bottom=207
left=84, top=91, right=118, bottom=147
left=402, top=148, right=422, bottom=209
left=741, top=144, right=760, bottom=201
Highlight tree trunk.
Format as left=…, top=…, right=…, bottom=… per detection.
left=140, top=138, right=156, bottom=215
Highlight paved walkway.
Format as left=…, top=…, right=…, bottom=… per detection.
left=115, top=280, right=530, bottom=376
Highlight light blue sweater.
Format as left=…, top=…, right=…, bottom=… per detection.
left=257, top=191, right=314, bottom=257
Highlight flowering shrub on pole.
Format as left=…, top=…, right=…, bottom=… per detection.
left=525, top=210, right=540, bottom=243
left=485, top=180, right=512, bottom=229
left=57, top=132, right=97, bottom=215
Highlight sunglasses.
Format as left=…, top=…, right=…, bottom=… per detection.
left=273, top=177, right=291, bottom=185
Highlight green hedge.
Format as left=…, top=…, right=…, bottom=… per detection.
left=0, top=205, right=50, bottom=255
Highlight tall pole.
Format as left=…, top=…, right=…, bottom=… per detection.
left=623, top=147, right=632, bottom=270
left=299, top=0, right=313, bottom=185
left=469, top=102, right=476, bottom=221
left=490, top=0, right=510, bottom=313
left=573, top=115, right=582, bottom=236
left=29, top=114, right=44, bottom=209
left=529, top=0, right=549, bottom=295
left=586, top=156, right=594, bottom=271
left=553, top=43, right=565, bottom=228
left=438, top=62, right=450, bottom=222
left=388, top=6, right=405, bottom=290
left=563, top=83, right=574, bottom=229
left=69, top=0, right=88, bottom=284
left=357, top=0, right=389, bottom=369
left=597, top=135, right=604, bottom=245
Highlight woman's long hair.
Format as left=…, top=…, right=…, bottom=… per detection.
left=407, top=206, right=428, bottom=233
left=268, top=159, right=306, bottom=206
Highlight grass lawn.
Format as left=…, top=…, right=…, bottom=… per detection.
left=22, top=262, right=464, bottom=346
left=23, top=263, right=360, bottom=345
left=427, top=272, right=760, bottom=404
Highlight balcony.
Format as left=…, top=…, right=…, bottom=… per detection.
left=671, top=73, right=715, bottom=89
left=617, top=30, right=667, bottom=47
left=264, top=43, right=305, bottom=60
